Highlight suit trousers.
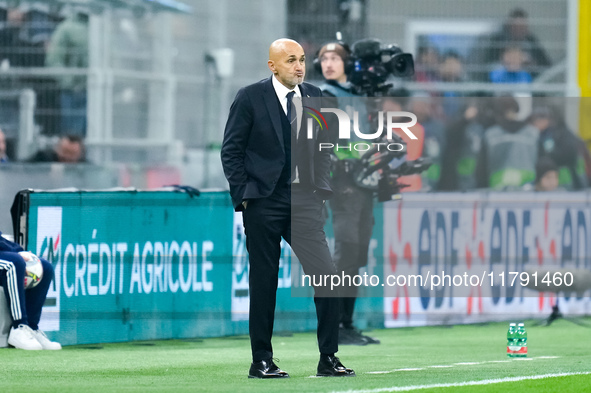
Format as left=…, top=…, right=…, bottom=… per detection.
left=243, top=185, right=339, bottom=362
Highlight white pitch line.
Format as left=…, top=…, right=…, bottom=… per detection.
left=331, top=371, right=591, bottom=393
left=364, top=368, right=425, bottom=375
left=487, top=356, right=559, bottom=363
left=363, top=356, right=560, bottom=376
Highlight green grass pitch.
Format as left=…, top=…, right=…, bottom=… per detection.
left=1, top=318, right=590, bottom=392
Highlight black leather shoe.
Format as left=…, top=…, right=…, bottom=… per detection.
left=248, top=358, right=289, bottom=379
left=317, top=355, right=356, bottom=377
left=339, top=327, right=368, bottom=346
left=362, top=334, right=381, bottom=344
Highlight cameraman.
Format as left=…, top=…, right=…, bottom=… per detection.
left=317, top=42, right=379, bottom=346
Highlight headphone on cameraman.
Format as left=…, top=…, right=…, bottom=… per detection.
left=313, top=41, right=355, bottom=76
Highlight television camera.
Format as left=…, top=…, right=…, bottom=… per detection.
left=348, top=38, right=415, bottom=97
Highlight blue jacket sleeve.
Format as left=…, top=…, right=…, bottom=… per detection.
left=0, top=231, right=24, bottom=252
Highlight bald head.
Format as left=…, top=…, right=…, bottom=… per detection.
left=269, top=39, right=301, bottom=59
left=268, top=38, right=305, bottom=89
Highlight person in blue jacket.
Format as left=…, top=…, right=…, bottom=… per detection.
left=0, top=232, right=61, bottom=350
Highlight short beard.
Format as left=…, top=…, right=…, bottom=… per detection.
left=291, top=76, right=304, bottom=86
left=278, top=75, right=304, bottom=89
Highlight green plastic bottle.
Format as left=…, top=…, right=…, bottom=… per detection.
left=506, top=323, right=517, bottom=357
left=515, top=323, right=528, bottom=358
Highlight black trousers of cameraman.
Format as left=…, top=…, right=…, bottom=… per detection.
left=330, top=186, right=374, bottom=328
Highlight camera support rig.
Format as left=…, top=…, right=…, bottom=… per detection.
left=351, top=132, right=432, bottom=202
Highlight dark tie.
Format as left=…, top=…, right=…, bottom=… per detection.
left=286, top=91, right=296, bottom=182
left=286, top=91, right=296, bottom=130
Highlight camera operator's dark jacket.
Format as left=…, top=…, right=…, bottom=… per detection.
left=320, top=80, right=375, bottom=194
left=320, top=80, right=369, bottom=159
left=321, top=80, right=354, bottom=98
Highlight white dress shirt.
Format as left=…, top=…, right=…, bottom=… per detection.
left=271, top=75, right=303, bottom=183
left=272, top=75, right=303, bottom=134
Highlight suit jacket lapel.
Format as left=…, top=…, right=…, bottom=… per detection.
left=262, top=77, right=284, bottom=150
left=300, top=87, right=318, bottom=158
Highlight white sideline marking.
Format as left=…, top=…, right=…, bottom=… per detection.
left=365, top=368, right=424, bottom=375
left=363, top=356, right=560, bottom=376
left=332, top=371, right=591, bottom=393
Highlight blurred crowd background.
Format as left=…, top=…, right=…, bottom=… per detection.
left=0, top=0, right=589, bottom=216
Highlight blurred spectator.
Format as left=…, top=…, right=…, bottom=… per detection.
left=0, top=6, right=61, bottom=135
left=414, top=46, right=440, bottom=82
left=489, top=46, right=532, bottom=84
left=409, top=95, right=446, bottom=190
left=439, top=51, right=467, bottom=118
left=439, top=98, right=494, bottom=191
left=469, top=8, right=551, bottom=81
left=439, top=51, right=466, bottom=83
left=45, top=11, right=89, bottom=137
left=0, top=7, right=24, bottom=68
left=531, top=106, right=588, bottom=190
left=0, top=7, right=46, bottom=68
left=21, top=4, right=57, bottom=48
left=476, top=96, right=539, bottom=189
left=533, top=156, right=560, bottom=192
left=0, top=128, right=8, bottom=162
left=382, top=90, right=425, bottom=192
left=27, top=135, right=86, bottom=163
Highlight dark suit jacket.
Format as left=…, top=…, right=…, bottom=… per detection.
left=221, top=76, right=333, bottom=211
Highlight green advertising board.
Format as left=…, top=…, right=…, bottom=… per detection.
left=27, top=191, right=235, bottom=345
left=22, top=190, right=383, bottom=346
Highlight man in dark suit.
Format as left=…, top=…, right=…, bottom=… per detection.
left=221, top=38, right=354, bottom=378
